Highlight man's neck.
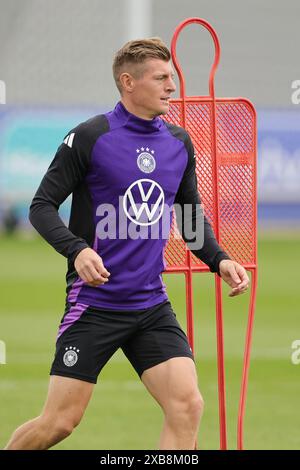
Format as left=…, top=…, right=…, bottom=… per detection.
left=120, top=99, right=156, bottom=121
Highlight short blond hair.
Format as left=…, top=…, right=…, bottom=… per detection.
left=113, top=37, right=171, bottom=93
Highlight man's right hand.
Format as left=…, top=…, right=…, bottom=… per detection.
left=74, top=247, right=110, bottom=287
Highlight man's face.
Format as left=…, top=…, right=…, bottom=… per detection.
left=126, top=59, right=176, bottom=118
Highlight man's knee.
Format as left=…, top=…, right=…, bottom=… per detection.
left=179, top=392, right=204, bottom=420
left=164, top=391, right=205, bottom=425
left=41, top=410, right=83, bottom=441
left=55, top=421, right=76, bottom=440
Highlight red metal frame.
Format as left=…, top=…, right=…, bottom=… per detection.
left=163, top=18, right=258, bottom=450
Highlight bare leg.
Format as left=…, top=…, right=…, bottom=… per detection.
left=141, top=357, right=204, bottom=450
left=4, top=376, right=94, bottom=450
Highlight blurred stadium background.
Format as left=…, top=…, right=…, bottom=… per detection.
left=0, top=0, right=300, bottom=450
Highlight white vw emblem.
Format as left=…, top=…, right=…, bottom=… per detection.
left=123, top=179, right=165, bottom=226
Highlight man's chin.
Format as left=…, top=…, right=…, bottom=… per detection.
left=156, top=105, right=170, bottom=116
left=149, top=104, right=170, bottom=118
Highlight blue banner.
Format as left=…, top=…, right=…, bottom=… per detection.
left=0, top=106, right=106, bottom=223
left=0, top=107, right=300, bottom=225
left=258, top=109, right=300, bottom=203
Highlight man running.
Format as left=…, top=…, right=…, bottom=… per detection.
left=5, top=37, right=249, bottom=450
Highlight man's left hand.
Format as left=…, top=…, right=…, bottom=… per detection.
left=218, top=259, right=250, bottom=297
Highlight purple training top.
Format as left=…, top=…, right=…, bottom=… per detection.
left=29, top=101, right=230, bottom=310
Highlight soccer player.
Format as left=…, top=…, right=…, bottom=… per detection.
left=4, top=38, right=249, bottom=450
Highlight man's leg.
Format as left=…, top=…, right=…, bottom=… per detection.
left=4, top=375, right=94, bottom=450
left=141, top=357, right=204, bottom=450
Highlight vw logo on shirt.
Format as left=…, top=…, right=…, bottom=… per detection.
left=123, top=179, right=165, bottom=226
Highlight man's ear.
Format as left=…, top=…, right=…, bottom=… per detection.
left=119, top=72, right=135, bottom=93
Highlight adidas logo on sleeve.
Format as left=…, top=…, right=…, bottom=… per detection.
left=63, top=133, right=75, bottom=148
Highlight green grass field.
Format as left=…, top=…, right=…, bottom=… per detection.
left=0, top=232, right=299, bottom=450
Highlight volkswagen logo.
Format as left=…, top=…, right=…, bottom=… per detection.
left=123, top=179, right=165, bottom=226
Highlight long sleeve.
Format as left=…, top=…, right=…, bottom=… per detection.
left=174, top=133, right=231, bottom=275
left=29, top=126, right=92, bottom=263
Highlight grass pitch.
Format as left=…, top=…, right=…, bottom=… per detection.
left=0, top=232, right=299, bottom=449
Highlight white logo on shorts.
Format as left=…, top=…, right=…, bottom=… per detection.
left=63, top=346, right=80, bottom=367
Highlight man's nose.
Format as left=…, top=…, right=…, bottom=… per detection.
left=166, top=78, right=176, bottom=93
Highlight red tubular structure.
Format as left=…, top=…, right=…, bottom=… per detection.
left=163, top=18, right=258, bottom=450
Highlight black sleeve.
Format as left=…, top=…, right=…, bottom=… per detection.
left=174, top=132, right=231, bottom=275
left=29, top=125, right=93, bottom=263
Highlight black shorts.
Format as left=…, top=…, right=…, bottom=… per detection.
left=50, top=300, right=194, bottom=384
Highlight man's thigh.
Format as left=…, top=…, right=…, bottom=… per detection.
left=42, top=375, right=94, bottom=424
left=140, top=356, right=199, bottom=410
